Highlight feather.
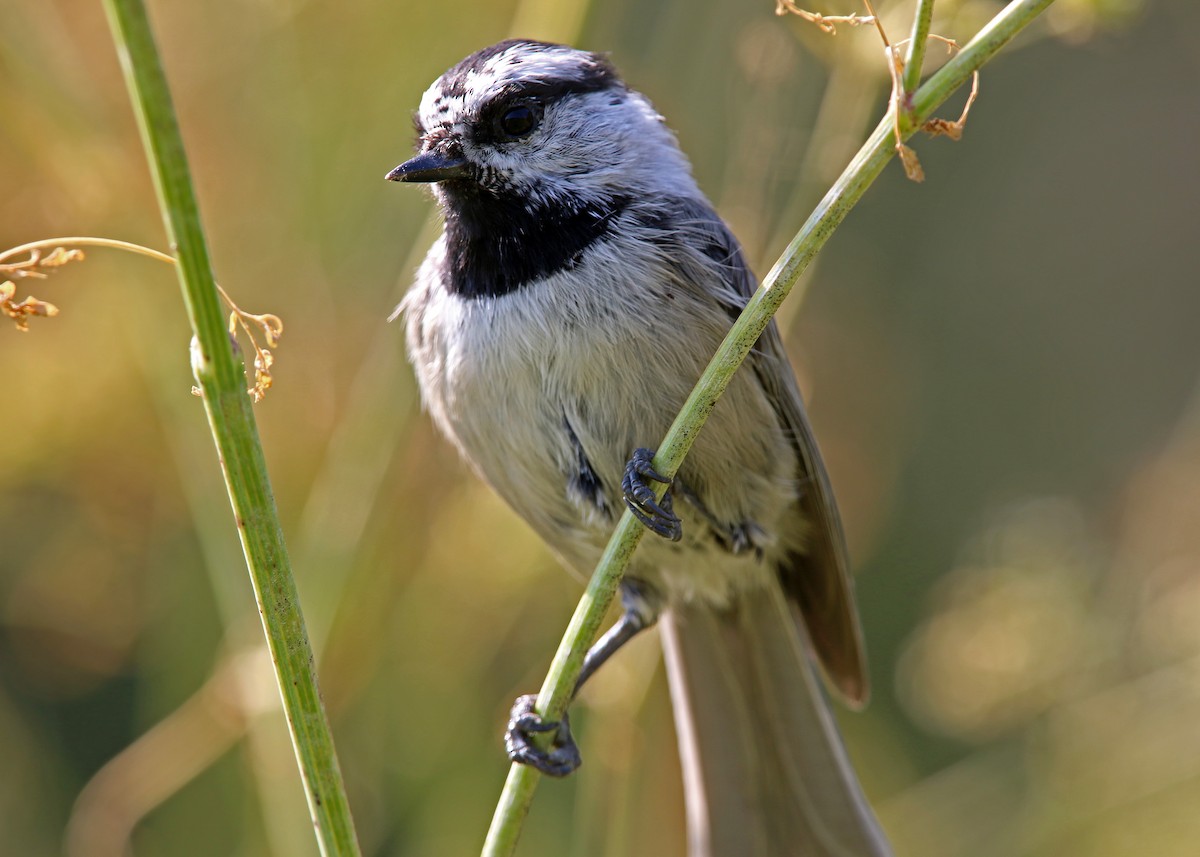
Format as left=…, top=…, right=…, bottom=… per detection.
left=661, top=586, right=889, bottom=856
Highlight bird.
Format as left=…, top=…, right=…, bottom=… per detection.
left=387, top=38, right=892, bottom=857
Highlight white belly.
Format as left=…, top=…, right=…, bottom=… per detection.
left=402, top=235, right=801, bottom=606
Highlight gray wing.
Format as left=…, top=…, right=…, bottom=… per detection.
left=670, top=197, right=869, bottom=706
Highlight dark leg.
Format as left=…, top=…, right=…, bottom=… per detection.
left=622, top=447, right=682, bottom=541
left=505, top=695, right=581, bottom=777
left=573, top=607, right=650, bottom=692
left=505, top=581, right=660, bottom=777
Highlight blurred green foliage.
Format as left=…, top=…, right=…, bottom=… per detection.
left=3, top=0, right=1198, bottom=855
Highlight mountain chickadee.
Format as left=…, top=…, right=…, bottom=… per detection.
left=388, top=39, right=891, bottom=857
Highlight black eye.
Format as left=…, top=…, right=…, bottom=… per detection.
left=496, top=104, right=539, bottom=140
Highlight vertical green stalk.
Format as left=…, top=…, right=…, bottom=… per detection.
left=902, top=0, right=937, bottom=97
left=481, top=0, right=1058, bottom=854
left=101, top=1, right=361, bottom=854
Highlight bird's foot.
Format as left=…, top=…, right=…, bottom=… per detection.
left=622, top=447, right=682, bottom=541
left=505, top=694, right=582, bottom=777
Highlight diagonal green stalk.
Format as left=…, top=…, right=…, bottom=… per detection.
left=100, top=1, right=361, bottom=854
left=481, top=0, right=1058, bottom=854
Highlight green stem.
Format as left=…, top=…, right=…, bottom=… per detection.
left=100, top=2, right=361, bottom=855
left=902, top=0, right=937, bottom=97
left=480, top=0, right=1057, bottom=854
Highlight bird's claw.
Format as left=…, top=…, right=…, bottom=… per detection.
left=505, top=694, right=582, bottom=778
left=622, top=447, right=682, bottom=541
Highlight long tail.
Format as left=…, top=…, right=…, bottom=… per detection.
left=659, top=583, right=892, bottom=857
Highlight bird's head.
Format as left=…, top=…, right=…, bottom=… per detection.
left=386, top=39, right=694, bottom=211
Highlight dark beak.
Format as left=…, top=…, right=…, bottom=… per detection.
left=385, top=151, right=470, bottom=183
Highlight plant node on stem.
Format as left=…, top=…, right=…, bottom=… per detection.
left=0, top=236, right=282, bottom=401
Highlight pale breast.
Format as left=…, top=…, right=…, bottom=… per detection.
left=404, top=233, right=802, bottom=606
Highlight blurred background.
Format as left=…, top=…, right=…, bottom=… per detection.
left=2, top=0, right=1197, bottom=854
